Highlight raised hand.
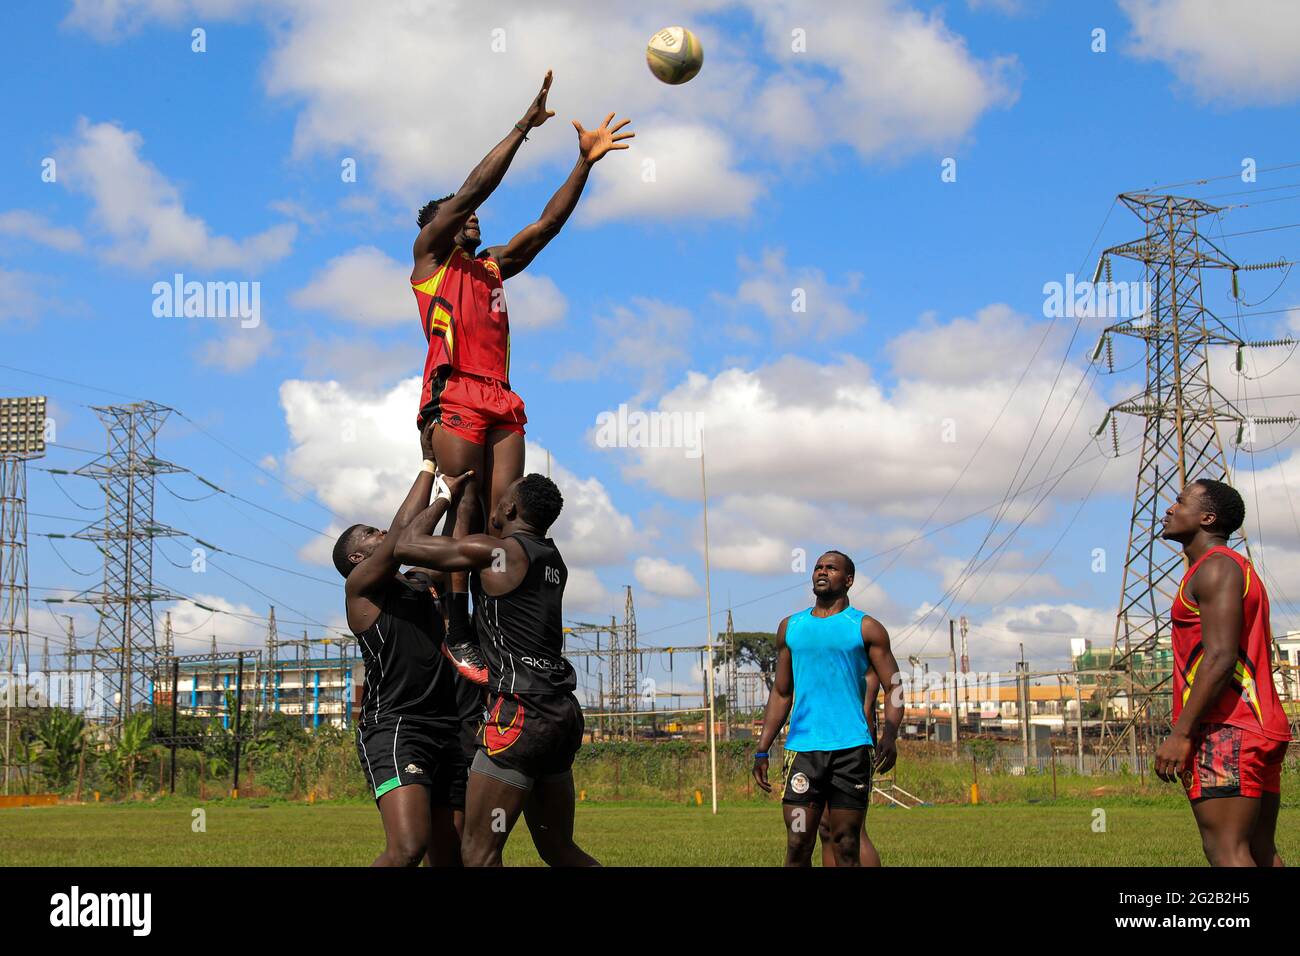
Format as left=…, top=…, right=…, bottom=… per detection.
left=573, top=113, right=635, bottom=164
left=520, top=70, right=556, bottom=130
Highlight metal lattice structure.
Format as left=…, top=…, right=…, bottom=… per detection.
left=567, top=586, right=640, bottom=739
left=1, top=395, right=47, bottom=794
left=74, top=402, right=184, bottom=728
left=1093, top=193, right=1295, bottom=761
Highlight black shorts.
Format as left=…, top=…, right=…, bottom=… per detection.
left=356, top=717, right=467, bottom=808
left=782, top=745, right=874, bottom=810
left=473, top=691, right=584, bottom=791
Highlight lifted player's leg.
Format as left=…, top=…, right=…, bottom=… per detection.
left=428, top=422, right=488, bottom=683
left=1191, top=796, right=1262, bottom=866
left=522, top=771, right=599, bottom=867
left=483, top=428, right=525, bottom=518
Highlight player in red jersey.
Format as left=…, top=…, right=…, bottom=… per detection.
left=1154, top=479, right=1292, bottom=866
left=409, top=71, right=633, bottom=685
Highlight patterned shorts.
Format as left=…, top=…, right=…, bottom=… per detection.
left=1180, top=723, right=1288, bottom=800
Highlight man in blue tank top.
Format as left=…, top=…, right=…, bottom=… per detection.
left=752, top=550, right=902, bottom=866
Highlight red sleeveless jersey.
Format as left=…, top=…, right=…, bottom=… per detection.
left=412, top=246, right=511, bottom=393
left=1171, top=545, right=1291, bottom=742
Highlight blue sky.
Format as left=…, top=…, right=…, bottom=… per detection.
left=5, top=0, right=1300, bottom=706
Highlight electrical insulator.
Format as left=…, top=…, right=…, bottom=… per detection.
left=1094, top=410, right=1111, bottom=437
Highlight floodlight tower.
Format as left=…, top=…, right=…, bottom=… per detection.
left=1, top=395, right=47, bottom=794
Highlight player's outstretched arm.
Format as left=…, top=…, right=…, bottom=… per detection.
left=413, top=71, right=556, bottom=266
left=752, top=618, right=793, bottom=793
left=1154, top=555, right=1245, bottom=781
left=344, top=466, right=436, bottom=606
left=485, top=113, right=633, bottom=280
left=393, top=473, right=509, bottom=573
left=863, top=616, right=902, bottom=774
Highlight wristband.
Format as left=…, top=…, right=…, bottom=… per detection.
left=421, top=459, right=436, bottom=475
left=514, top=122, right=529, bottom=141
left=754, top=751, right=768, bottom=760
left=432, top=473, right=452, bottom=504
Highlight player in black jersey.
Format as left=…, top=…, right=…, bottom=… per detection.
left=402, top=567, right=487, bottom=836
left=396, top=472, right=599, bottom=867
left=333, top=450, right=476, bottom=867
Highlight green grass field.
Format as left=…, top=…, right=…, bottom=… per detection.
left=3, top=798, right=1296, bottom=866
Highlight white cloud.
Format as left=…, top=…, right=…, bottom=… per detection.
left=888, top=303, right=1056, bottom=385
left=64, top=1, right=1010, bottom=222
left=277, top=377, right=637, bottom=608
left=1120, top=0, right=1300, bottom=104
left=506, top=271, right=567, bottom=331
left=566, top=567, right=618, bottom=613
left=577, top=120, right=762, bottom=225
left=721, top=248, right=865, bottom=342
left=553, top=296, right=691, bottom=398
left=299, top=334, right=413, bottom=389
left=161, top=594, right=268, bottom=656
left=934, top=552, right=1064, bottom=606
left=59, top=118, right=295, bottom=271
left=634, top=556, right=700, bottom=599
left=0, top=269, right=54, bottom=322
left=64, top=0, right=262, bottom=37
left=746, top=0, right=1020, bottom=160
left=617, top=320, right=1113, bottom=520
left=195, top=321, right=275, bottom=373
left=0, top=210, right=84, bottom=252
left=524, top=440, right=638, bottom=567
left=290, top=246, right=411, bottom=326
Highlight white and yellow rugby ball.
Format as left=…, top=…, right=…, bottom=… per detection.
left=646, top=26, right=703, bottom=85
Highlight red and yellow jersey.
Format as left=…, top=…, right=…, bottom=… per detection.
left=1171, top=545, right=1291, bottom=742
left=413, top=246, right=511, bottom=394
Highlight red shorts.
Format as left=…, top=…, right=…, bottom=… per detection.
left=418, top=368, right=527, bottom=445
left=1181, top=723, right=1289, bottom=800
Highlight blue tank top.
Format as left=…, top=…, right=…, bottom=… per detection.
left=785, top=606, right=873, bottom=752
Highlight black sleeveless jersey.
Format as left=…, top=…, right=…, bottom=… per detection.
left=470, top=532, right=576, bottom=696
left=353, top=575, right=459, bottom=732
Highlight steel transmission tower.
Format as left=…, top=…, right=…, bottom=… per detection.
left=1093, top=193, right=1294, bottom=761
left=74, top=402, right=184, bottom=727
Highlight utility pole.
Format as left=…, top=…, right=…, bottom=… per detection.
left=64, top=616, right=76, bottom=710
left=265, top=606, right=278, bottom=715
left=947, top=619, right=959, bottom=756
left=1074, top=677, right=1085, bottom=774
left=724, top=608, right=735, bottom=742
left=1019, top=643, right=1030, bottom=768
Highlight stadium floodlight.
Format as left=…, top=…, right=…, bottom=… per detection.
left=0, top=396, right=47, bottom=458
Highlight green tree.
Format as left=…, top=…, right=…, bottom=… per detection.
left=31, top=708, right=86, bottom=791
left=103, top=711, right=153, bottom=793
left=732, top=632, right=778, bottom=689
